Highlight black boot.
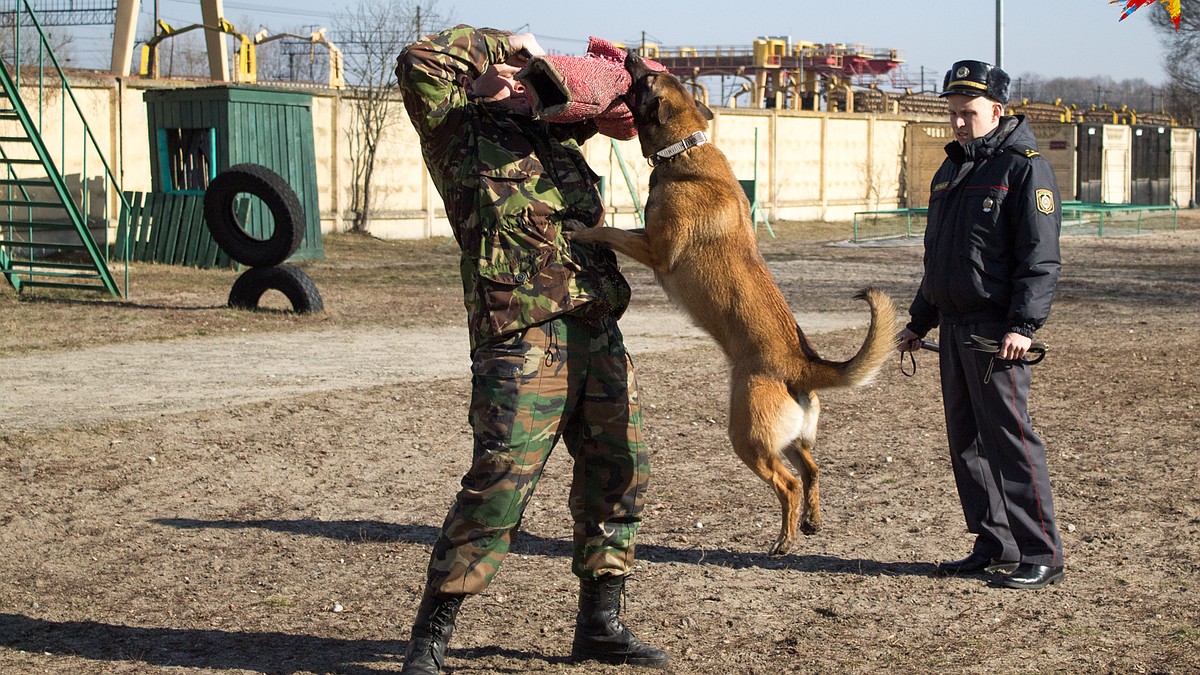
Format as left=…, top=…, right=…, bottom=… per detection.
left=571, top=575, right=669, bottom=668
left=400, top=589, right=464, bottom=674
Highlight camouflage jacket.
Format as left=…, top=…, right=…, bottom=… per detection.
left=396, top=25, right=631, bottom=351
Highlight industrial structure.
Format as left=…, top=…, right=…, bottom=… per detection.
left=624, top=36, right=908, bottom=112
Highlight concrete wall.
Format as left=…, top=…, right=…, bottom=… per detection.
left=1101, top=124, right=1133, bottom=204
left=1030, top=123, right=1079, bottom=202
left=310, top=94, right=915, bottom=236
left=28, top=76, right=1198, bottom=242
left=1170, top=127, right=1197, bottom=208
left=33, top=76, right=927, bottom=239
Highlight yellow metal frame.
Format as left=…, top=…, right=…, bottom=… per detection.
left=140, top=20, right=344, bottom=89
left=252, top=28, right=344, bottom=89
left=140, top=17, right=255, bottom=83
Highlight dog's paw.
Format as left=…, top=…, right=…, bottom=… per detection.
left=565, top=226, right=601, bottom=242
left=768, top=536, right=793, bottom=557
left=800, top=517, right=822, bottom=535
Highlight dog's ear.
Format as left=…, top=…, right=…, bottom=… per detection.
left=695, top=99, right=714, bottom=121
left=654, top=95, right=672, bottom=125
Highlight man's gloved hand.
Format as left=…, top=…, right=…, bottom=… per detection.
left=505, top=33, right=545, bottom=66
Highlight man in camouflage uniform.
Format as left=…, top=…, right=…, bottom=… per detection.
left=394, top=24, right=668, bottom=673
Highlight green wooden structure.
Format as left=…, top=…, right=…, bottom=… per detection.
left=143, top=85, right=324, bottom=262
left=115, top=191, right=240, bottom=269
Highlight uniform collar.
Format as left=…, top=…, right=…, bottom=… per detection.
left=946, top=116, right=1021, bottom=164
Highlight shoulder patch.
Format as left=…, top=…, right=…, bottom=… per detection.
left=1024, top=148, right=1040, bottom=158
left=932, top=181, right=950, bottom=192
left=1036, top=189, right=1055, bottom=214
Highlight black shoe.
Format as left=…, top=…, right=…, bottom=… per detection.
left=996, top=564, right=1064, bottom=589
left=572, top=576, right=669, bottom=669
left=401, top=590, right=465, bottom=674
left=935, top=550, right=1019, bottom=577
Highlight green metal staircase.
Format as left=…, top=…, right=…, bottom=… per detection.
left=0, top=0, right=127, bottom=297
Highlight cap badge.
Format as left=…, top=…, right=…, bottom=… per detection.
left=956, top=66, right=970, bottom=78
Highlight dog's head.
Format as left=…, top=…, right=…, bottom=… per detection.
left=624, top=52, right=714, bottom=158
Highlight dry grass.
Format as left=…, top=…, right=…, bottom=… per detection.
left=1, top=214, right=1195, bottom=357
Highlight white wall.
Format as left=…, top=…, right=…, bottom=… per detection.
left=31, top=75, right=1195, bottom=241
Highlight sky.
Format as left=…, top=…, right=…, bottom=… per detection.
left=69, top=0, right=1173, bottom=86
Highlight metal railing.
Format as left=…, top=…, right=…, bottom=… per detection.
left=1, top=0, right=129, bottom=295
left=852, top=203, right=1178, bottom=243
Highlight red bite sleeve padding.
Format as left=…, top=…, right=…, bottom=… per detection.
left=517, top=36, right=666, bottom=140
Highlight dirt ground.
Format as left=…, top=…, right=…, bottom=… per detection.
left=1, top=215, right=1198, bottom=674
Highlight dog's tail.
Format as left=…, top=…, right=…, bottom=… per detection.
left=793, top=287, right=897, bottom=391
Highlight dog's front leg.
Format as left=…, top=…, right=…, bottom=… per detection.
left=569, top=226, right=660, bottom=272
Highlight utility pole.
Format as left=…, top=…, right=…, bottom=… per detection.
left=148, top=0, right=160, bottom=76
left=995, top=0, right=1004, bottom=69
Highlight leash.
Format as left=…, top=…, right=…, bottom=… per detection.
left=899, top=339, right=940, bottom=377
left=900, top=335, right=1047, bottom=382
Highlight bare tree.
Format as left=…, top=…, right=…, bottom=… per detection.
left=1010, top=73, right=1169, bottom=117
left=1149, top=0, right=1200, bottom=124
left=0, top=14, right=75, bottom=69
left=158, top=30, right=211, bottom=79
left=337, top=0, right=450, bottom=235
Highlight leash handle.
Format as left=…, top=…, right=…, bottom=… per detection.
left=966, top=334, right=1048, bottom=364
left=1024, top=344, right=1048, bottom=364
left=900, top=339, right=938, bottom=377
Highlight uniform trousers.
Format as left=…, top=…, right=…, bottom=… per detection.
left=426, top=313, right=650, bottom=596
left=938, top=320, right=1063, bottom=567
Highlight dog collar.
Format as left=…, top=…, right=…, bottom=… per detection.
left=649, top=131, right=708, bottom=166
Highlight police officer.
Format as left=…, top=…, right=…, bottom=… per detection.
left=394, top=25, right=668, bottom=673
left=897, top=60, right=1065, bottom=590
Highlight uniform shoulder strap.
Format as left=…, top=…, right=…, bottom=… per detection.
left=1005, top=144, right=1041, bottom=159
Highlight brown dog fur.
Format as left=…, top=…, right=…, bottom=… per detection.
left=570, top=54, right=898, bottom=556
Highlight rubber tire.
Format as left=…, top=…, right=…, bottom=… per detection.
left=205, top=163, right=306, bottom=268
left=228, top=264, right=324, bottom=314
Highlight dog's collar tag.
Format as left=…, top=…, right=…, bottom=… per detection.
left=649, top=131, right=708, bottom=166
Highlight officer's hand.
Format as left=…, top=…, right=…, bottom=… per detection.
left=506, top=33, right=545, bottom=66
left=896, top=327, right=921, bottom=353
left=999, top=332, right=1031, bottom=361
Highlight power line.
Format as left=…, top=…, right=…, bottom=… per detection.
left=160, top=0, right=336, bottom=20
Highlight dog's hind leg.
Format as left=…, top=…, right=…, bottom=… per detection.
left=780, top=391, right=822, bottom=535
left=729, top=374, right=805, bottom=557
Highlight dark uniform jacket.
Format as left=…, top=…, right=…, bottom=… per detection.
left=908, top=115, right=1062, bottom=338
left=396, top=25, right=631, bottom=352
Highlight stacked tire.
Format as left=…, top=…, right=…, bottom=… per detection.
left=205, top=163, right=324, bottom=314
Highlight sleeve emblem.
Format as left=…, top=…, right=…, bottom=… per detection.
left=1035, top=189, right=1055, bottom=214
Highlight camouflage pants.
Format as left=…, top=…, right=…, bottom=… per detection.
left=426, top=313, right=650, bottom=596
